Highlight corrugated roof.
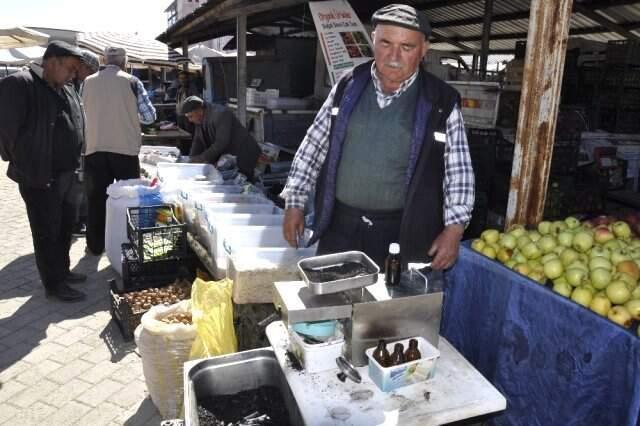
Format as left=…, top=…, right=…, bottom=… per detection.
left=157, top=0, right=640, bottom=54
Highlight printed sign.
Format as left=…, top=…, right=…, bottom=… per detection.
left=309, top=0, right=373, bottom=85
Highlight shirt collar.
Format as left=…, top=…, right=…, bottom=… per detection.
left=370, top=62, right=418, bottom=99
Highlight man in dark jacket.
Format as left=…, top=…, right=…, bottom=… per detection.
left=281, top=4, right=475, bottom=269
left=182, top=96, right=261, bottom=179
left=0, top=41, right=87, bottom=302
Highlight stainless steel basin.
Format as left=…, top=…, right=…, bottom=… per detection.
left=184, top=348, right=304, bottom=425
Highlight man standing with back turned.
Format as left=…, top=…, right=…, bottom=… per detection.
left=281, top=4, right=475, bottom=269
left=0, top=41, right=88, bottom=301
left=82, top=46, right=156, bottom=255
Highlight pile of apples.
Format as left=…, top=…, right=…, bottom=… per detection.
left=471, top=216, right=640, bottom=336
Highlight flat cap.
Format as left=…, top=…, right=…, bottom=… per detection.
left=104, top=46, right=126, bottom=58
left=372, top=4, right=431, bottom=37
left=181, top=96, right=205, bottom=114
left=81, top=50, right=100, bottom=71
left=43, top=40, right=84, bottom=60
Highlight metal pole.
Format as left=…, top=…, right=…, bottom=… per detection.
left=182, top=39, right=189, bottom=72
left=236, top=15, right=247, bottom=126
left=471, top=54, right=478, bottom=77
left=505, top=0, right=574, bottom=228
left=480, top=0, right=493, bottom=80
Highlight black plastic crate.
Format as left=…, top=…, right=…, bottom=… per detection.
left=467, top=128, right=501, bottom=192
left=606, top=40, right=640, bottom=66
left=121, top=243, right=183, bottom=291
left=126, top=204, right=187, bottom=263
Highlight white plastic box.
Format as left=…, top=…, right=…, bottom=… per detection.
left=193, top=193, right=273, bottom=238
left=289, top=328, right=344, bottom=373
left=203, top=213, right=285, bottom=252
left=365, top=337, right=440, bottom=392
left=156, top=162, right=223, bottom=184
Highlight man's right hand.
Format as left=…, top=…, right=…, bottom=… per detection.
left=283, top=208, right=305, bottom=248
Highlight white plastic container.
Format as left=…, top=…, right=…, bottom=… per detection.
left=289, top=328, right=344, bottom=373
left=193, top=193, right=273, bottom=237
left=178, top=185, right=244, bottom=228
left=203, top=213, right=285, bottom=252
left=156, top=162, right=223, bottom=184
left=214, top=224, right=301, bottom=274
left=228, top=246, right=316, bottom=304
left=365, top=337, right=440, bottom=392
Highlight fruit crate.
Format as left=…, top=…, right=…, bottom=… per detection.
left=109, top=279, right=192, bottom=341
left=121, top=243, right=194, bottom=292
left=126, top=204, right=187, bottom=263
left=606, top=40, right=640, bottom=66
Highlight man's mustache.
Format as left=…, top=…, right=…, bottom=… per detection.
left=384, top=62, right=402, bottom=69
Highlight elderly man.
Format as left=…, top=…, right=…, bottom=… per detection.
left=0, top=41, right=88, bottom=301
left=182, top=96, right=261, bottom=180
left=281, top=4, right=475, bottom=269
left=82, top=46, right=156, bottom=255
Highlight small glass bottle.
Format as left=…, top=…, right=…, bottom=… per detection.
left=385, top=243, right=402, bottom=287
left=390, top=343, right=405, bottom=366
left=372, top=339, right=391, bottom=367
left=404, top=339, right=421, bottom=362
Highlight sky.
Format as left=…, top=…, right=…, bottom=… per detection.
left=1, top=0, right=173, bottom=39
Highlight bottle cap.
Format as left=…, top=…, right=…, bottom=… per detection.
left=389, top=243, right=400, bottom=255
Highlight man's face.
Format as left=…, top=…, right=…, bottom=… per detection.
left=185, top=108, right=204, bottom=125
left=45, top=56, right=80, bottom=88
left=76, top=63, right=95, bottom=82
left=372, top=24, right=429, bottom=92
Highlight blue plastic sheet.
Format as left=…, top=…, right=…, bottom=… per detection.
left=441, top=245, right=640, bottom=426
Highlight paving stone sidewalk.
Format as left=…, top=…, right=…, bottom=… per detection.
left=0, top=162, right=162, bottom=425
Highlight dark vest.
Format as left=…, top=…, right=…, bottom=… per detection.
left=310, top=60, right=461, bottom=263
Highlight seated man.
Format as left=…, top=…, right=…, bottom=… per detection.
left=182, top=96, right=261, bottom=179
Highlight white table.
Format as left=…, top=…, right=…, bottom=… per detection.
left=266, top=321, right=506, bottom=426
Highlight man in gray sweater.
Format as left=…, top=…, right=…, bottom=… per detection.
left=182, top=96, right=261, bottom=180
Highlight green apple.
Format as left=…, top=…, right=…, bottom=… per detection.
left=606, top=281, right=632, bottom=305
left=514, top=263, right=532, bottom=276
left=571, top=287, right=593, bottom=307
left=567, top=261, right=588, bottom=274
left=604, top=239, right=623, bottom=252
left=590, top=268, right=612, bottom=290
left=565, top=267, right=588, bottom=287
left=497, top=248, right=513, bottom=263
left=624, top=299, right=640, bottom=320
left=507, top=225, right=527, bottom=239
left=589, top=295, right=612, bottom=316
left=505, top=259, right=517, bottom=269
left=589, top=257, right=612, bottom=272
left=522, top=242, right=542, bottom=260
left=481, top=246, right=497, bottom=259
left=631, top=286, right=640, bottom=300
left=551, top=220, right=568, bottom=235
left=517, top=235, right=532, bottom=251
left=543, top=259, right=564, bottom=280
left=553, top=282, right=572, bottom=297
left=589, top=246, right=610, bottom=259
left=481, top=229, right=500, bottom=244
left=529, top=230, right=542, bottom=242
left=557, top=231, right=574, bottom=248
left=471, top=239, right=486, bottom=252
left=611, top=248, right=632, bottom=266
left=565, top=216, right=581, bottom=229
left=608, top=306, right=633, bottom=328
left=612, top=221, right=632, bottom=239
left=572, top=230, right=594, bottom=253
left=559, top=248, right=578, bottom=266
left=538, top=221, right=552, bottom=235
left=541, top=253, right=559, bottom=264
left=528, top=270, right=547, bottom=284
left=537, top=235, right=557, bottom=254
left=499, top=234, right=517, bottom=250
left=553, top=276, right=569, bottom=286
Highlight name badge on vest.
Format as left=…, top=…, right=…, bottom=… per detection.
left=434, top=132, right=446, bottom=143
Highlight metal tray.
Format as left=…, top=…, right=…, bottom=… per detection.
left=297, top=251, right=379, bottom=295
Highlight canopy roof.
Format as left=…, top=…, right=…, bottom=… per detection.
left=78, top=31, right=188, bottom=67
left=0, top=26, right=49, bottom=49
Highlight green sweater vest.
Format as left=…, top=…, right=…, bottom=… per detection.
left=335, top=79, right=419, bottom=211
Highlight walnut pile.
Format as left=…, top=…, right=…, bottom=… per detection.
left=122, top=280, right=191, bottom=314
left=160, top=312, right=192, bottom=324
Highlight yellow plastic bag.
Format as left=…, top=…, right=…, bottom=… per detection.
left=189, top=277, right=238, bottom=359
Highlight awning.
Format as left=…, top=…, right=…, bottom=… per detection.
left=0, top=26, right=49, bottom=49
left=0, top=46, right=46, bottom=65
left=77, top=32, right=189, bottom=67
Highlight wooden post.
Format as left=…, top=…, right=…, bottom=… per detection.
left=236, top=15, right=247, bottom=126
left=480, top=0, right=493, bottom=80
left=505, top=0, right=574, bottom=228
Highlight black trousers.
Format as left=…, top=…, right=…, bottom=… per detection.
left=317, top=201, right=402, bottom=269
left=84, top=152, right=140, bottom=254
left=19, top=171, right=75, bottom=291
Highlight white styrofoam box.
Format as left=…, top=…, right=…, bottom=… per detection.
left=156, top=162, right=223, bottom=185
left=365, top=337, right=440, bottom=393
left=139, top=146, right=181, bottom=165
left=289, top=328, right=344, bottom=373
left=214, top=224, right=302, bottom=275
left=203, top=213, right=285, bottom=252
left=178, top=185, right=244, bottom=230
left=193, top=194, right=274, bottom=239
left=228, top=246, right=316, bottom=304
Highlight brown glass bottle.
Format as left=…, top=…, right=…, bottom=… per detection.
left=390, top=343, right=405, bottom=366
left=372, top=340, right=391, bottom=367
left=385, top=243, right=402, bottom=287
left=404, top=339, right=421, bottom=362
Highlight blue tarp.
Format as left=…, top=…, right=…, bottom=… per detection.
left=441, top=245, right=640, bottom=426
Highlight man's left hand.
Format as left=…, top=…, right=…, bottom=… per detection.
left=428, top=224, right=465, bottom=270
